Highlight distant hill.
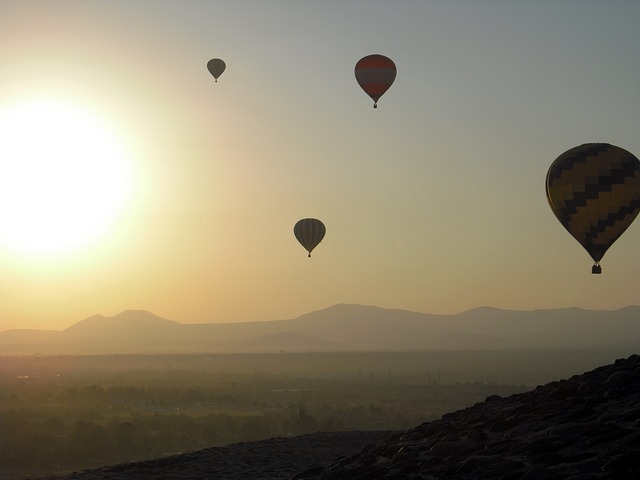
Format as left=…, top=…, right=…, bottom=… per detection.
left=1, top=304, right=639, bottom=355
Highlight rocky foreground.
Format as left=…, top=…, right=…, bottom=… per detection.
left=42, top=355, right=640, bottom=479
left=295, top=354, right=640, bottom=479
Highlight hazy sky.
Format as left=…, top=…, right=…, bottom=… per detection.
left=1, top=1, right=639, bottom=331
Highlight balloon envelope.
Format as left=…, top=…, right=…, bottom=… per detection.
left=207, top=58, right=226, bottom=82
left=355, top=54, right=396, bottom=108
left=294, top=218, right=326, bottom=257
left=546, top=143, right=640, bottom=273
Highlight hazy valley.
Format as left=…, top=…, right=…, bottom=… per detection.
left=2, top=304, right=639, bottom=478
left=1, top=348, right=631, bottom=480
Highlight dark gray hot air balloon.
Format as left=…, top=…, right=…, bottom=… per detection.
left=294, top=218, right=326, bottom=257
left=207, top=58, right=226, bottom=82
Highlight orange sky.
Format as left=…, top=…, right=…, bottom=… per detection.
left=1, top=1, right=639, bottom=331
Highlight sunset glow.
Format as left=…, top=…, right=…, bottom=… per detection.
left=0, top=99, right=134, bottom=256
left=0, top=1, right=639, bottom=331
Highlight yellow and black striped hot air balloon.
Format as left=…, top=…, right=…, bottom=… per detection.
left=546, top=143, right=640, bottom=274
left=294, top=218, right=326, bottom=257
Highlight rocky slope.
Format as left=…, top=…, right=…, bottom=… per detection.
left=294, top=354, right=640, bottom=479
left=39, top=355, right=640, bottom=480
left=33, top=431, right=400, bottom=480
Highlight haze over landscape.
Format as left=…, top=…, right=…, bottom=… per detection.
left=3, top=4, right=640, bottom=479
left=2, top=304, right=640, bottom=356
left=1, top=2, right=639, bottom=332
left=2, top=304, right=639, bottom=479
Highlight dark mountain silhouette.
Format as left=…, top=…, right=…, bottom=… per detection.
left=64, top=309, right=181, bottom=334
left=1, top=304, right=639, bottom=354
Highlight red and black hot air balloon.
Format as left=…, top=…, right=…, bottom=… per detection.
left=354, top=54, right=396, bottom=108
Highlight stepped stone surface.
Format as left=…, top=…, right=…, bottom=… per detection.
left=36, top=431, right=400, bottom=480
left=40, top=355, right=640, bottom=480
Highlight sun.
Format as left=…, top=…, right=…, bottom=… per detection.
left=0, top=99, right=134, bottom=257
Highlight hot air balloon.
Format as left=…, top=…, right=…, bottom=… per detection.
left=354, top=54, right=396, bottom=108
left=294, top=218, right=326, bottom=257
left=546, top=143, right=640, bottom=274
left=207, top=58, right=226, bottom=82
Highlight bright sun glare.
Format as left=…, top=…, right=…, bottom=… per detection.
left=0, top=99, right=133, bottom=256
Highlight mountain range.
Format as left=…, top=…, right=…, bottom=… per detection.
left=1, top=304, right=639, bottom=355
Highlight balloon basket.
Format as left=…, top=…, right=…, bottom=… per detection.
left=592, top=264, right=602, bottom=274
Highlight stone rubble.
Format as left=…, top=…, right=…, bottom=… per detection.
left=293, top=354, right=640, bottom=479
left=34, top=431, right=399, bottom=480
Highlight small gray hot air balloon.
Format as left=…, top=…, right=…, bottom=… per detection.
left=207, top=58, right=226, bottom=83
